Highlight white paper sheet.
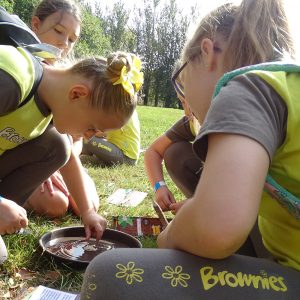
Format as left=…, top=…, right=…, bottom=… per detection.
left=24, top=285, right=79, bottom=300
left=107, top=188, right=147, bottom=207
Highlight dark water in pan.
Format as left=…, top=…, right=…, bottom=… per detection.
left=45, top=237, right=127, bottom=262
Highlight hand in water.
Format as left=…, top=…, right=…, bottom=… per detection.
left=81, top=210, right=107, bottom=240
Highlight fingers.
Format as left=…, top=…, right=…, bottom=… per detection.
left=45, top=178, right=54, bottom=195
left=51, top=174, right=69, bottom=196
left=40, top=182, right=45, bottom=193
left=19, top=206, right=27, bottom=217
left=0, top=216, right=28, bottom=235
left=84, top=217, right=107, bottom=241
left=155, top=194, right=170, bottom=211
left=168, top=193, right=176, bottom=204
left=19, top=215, right=28, bottom=228
left=0, top=198, right=28, bottom=235
left=155, top=188, right=177, bottom=211
left=85, top=226, right=91, bottom=240
left=169, top=199, right=188, bottom=214
left=94, top=223, right=105, bottom=241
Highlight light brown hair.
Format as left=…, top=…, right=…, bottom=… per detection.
left=32, top=0, right=81, bottom=23
left=182, top=0, right=294, bottom=72
left=69, top=52, right=141, bottom=120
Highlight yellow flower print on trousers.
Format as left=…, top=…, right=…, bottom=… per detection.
left=116, top=261, right=144, bottom=284
left=162, top=265, right=190, bottom=287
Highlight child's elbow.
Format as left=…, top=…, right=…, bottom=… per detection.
left=188, top=229, right=247, bottom=259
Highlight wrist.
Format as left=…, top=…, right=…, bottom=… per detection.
left=153, top=181, right=166, bottom=193
left=81, top=208, right=95, bottom=218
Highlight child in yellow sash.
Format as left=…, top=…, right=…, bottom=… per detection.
left=0, top=40, right=143, bottom=240
left=80, top=0, right=299, bottom=299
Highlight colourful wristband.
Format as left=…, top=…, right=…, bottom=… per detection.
left=153, top=181, right=166, bottom=193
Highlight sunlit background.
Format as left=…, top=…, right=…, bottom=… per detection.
left=92, top=0, right=300, bottom=61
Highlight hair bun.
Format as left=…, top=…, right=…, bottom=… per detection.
left=107, top=51, right=133, bottom=77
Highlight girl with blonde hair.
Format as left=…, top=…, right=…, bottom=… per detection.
left=80, top=1, right=300, bottom=299
left=0, top=43, right=143, bottom=240
left=23, top=0, right=98, bottom=218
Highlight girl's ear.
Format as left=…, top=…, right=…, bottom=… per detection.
left=200, top=38, right=215, bottom=71
left=31, top=16, right=41, bottom=33
left=69, top=85, right=90, bottom=102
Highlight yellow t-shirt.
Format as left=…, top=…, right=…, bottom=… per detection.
left=106, top=110, right=140, bottom=160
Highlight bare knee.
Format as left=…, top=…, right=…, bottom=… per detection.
left=25, top=187, right=69, bottom=217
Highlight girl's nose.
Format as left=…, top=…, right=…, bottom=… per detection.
left=58, top=34, right=69, bottom=49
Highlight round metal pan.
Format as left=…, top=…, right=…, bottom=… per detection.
left=39, top=226, right=142, bottom=268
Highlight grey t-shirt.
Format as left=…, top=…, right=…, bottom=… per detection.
left=166, top=116, right=195, bottom=143
left=193, top=73, right=287, bottom=162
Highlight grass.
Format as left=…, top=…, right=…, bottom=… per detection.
left=0, top=105, right=184, bottom=298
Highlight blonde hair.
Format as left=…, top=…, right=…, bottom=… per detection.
left=182, top=0, right=294, bottom=71
left=69, top=51, right=140, bottom=120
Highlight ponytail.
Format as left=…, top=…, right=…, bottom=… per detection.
left=223, top=0, right=294, bottom=70
left=182, top=0, right=294, bottom=72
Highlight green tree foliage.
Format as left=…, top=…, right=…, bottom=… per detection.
left=99, top=0, right=134, bottom=52
left=0, top=0, right=14, bottom=13
left=0, top=0, right=40, bottom=23
left=129, top=0, right=193, bottom=107
left=154, top=0, right=189, bottom=107
left=75, top=3, right=111, bottom=58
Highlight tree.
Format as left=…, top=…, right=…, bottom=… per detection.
left=154, top=0, right=189, bottom=107
left=76, top=3, right=111, bottom=58
left=100, top=1, right=132, bottom=52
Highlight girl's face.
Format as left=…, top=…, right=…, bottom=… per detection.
left=32, top=11, right=80, bottom=58
left=52, top=94, right=126, bottom=140
left=181, top=59, right=220, bottom=124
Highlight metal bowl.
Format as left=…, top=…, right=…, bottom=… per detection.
left=39, top=226, right=142, bottom=268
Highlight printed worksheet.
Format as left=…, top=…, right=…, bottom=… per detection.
left=23, top=285, right=79, bottom=300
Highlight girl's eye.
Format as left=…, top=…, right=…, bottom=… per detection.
left=55, top=28, right=62, bottom=34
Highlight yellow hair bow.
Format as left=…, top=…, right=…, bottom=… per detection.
left=113, top=56, right=144, bottom=96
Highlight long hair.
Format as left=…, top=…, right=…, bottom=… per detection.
left=182, top=0, right=294, bottom=72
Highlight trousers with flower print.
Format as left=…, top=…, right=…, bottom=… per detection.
left=80, top=248, right=300, bottom=300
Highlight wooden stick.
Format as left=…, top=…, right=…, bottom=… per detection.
left=152, top=200, right=169, bottom=230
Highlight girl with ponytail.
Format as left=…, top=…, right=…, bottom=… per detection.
left=80, top=1, right=300, bottom=299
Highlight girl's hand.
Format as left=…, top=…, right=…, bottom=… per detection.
left=81, top=210, right=107, bottom=240
left=155, top=186, right=176, bottom=211
left=41, top=171, right=69, bottom=197
left=169, top=199, right=189, bottom=215
left=0, top=198, right=28, bottom=234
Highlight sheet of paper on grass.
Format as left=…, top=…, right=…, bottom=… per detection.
left=23, top=285, right=79, bottom=300
left=107, top=188, right=147, bottom=207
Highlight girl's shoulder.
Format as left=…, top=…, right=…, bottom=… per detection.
left=0, top=46, right=37, bottom=101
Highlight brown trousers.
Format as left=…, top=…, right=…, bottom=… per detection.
left=0, top=125, right=70, bottom=205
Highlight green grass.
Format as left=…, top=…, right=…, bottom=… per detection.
left=0, top=105, right=184, bottom=298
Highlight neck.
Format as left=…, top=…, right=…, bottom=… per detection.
left=37, top=64, right=70, bottom=111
